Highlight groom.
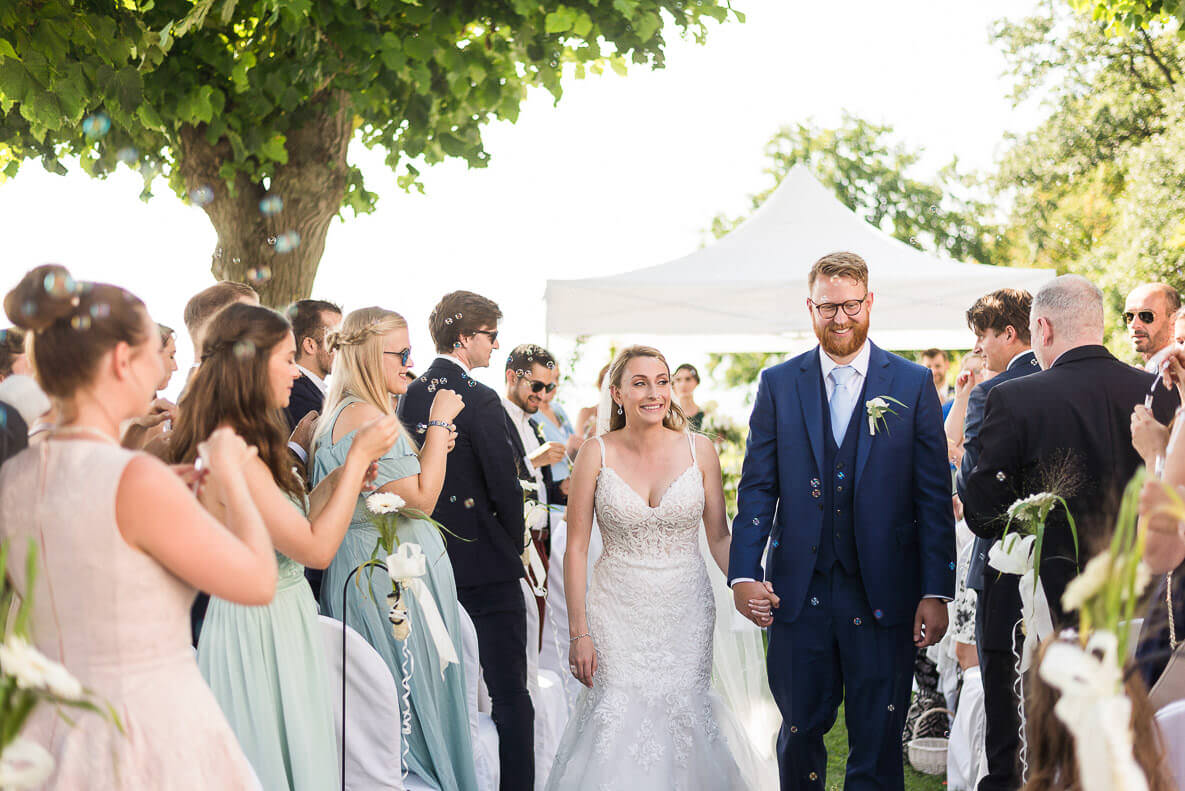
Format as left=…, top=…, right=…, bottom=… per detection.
left=730, top=252, right=955, bottom=790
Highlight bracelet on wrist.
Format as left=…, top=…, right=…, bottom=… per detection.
left=569, top=632, right=591, bottom=643
left=427, top=420, right=455, bottom=432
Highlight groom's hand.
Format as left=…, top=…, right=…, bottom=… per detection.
left=913, top=598, right=948, bottom=648
left=733, top=580, right=779, bottom=627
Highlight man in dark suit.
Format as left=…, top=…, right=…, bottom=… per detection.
left=954, top=288, right=1039, bottom=791
left=283, top=299, right=342, bottom=432
left=965, top=277, right=1178, bottom=785
left=397, top=291, right=534, bottom=791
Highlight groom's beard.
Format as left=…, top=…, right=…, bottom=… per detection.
left=815, top=319, right=870, bottom=358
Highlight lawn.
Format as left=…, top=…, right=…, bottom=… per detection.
left=822, top=702, right=947, bottom=791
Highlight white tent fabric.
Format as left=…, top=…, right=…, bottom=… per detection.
left=545, top=166, right=1054, bottom=351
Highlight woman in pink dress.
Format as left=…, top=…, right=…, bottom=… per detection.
left=0, top=264, right=277, bottom=790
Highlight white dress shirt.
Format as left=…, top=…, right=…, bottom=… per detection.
left=1145, top=345, right=1173, bottom=374
left=296, top=364, right=329, bottom=395
left=435, top=354, right=471, bottom=374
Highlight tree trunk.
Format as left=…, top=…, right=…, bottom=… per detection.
left=176, top=90, right=352, bottom=308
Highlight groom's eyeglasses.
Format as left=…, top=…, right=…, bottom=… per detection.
left=1124, top=310, right=1156, bottom=325
left=809, top=294, right=868, bottom=320
left=384, top=348, right=412, bottom=365
left=519, top=376, right=557, bottom=394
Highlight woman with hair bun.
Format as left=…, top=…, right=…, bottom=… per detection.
left=170, top=301, right=401, bottom=791
left=0, top=264, right=275, bottom=790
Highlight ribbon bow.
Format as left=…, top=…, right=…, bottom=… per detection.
left=386, top=544, right=459, bottom=678
left=1039, top=632, right=1149, bottom=791
left=988, top=534, right=1053, bottom=672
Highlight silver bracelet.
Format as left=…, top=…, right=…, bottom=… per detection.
left=427, top=420, right=455, bottom=432
left=569, top=632, right=591, bottom=643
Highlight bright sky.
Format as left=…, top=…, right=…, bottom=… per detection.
left=1, top=0, right=1043, bottom=414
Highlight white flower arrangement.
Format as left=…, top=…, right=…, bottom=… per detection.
left=0, top=636, right=83, bottom=701
left=366, top=492, right=407, bottom=515
left=865, top=395, right=907, bottom=436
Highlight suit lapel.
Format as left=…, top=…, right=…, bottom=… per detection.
left=796, top=348, right=826, bottom=476
left=855, top=343, right=893, bottom=487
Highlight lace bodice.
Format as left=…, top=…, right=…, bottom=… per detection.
left=594, top=459, right=706, bottom=562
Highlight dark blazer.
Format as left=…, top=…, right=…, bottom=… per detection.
left=284, top=373, right=324, bottom=432
left=0, top=401, right=28, bottom=467
left=397, top=358, right=526, bottom=588
left=729, top=342, right=955, bottom=627
left=502, top=412, right=567, bottom=511
left=964, top=344, right=1177, bottom=634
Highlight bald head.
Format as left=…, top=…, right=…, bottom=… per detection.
left=1030, top=275, right=1105, bottom=369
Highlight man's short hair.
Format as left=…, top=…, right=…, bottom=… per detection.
left=966, top=288, right=1033, bottom=344
left=506, top=344, right=556, bottom=375
left=183, top=281, right=259, bottom=337
left=0, top=327, right=25, bottom=378
left=920, top=348, right=947, bottom=362
left=1032, top=275, right=1104, bottom=337
left=287, top=299, right=342, bottom=354
left=430, top=291, right=503, bottom=354
left=1133, top=282, right=1182, bottom=314
left=808, top=251, right=869, bottom=292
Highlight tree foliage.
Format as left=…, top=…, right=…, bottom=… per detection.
left=1067, top=0, right=1185, bottom=30
left=0, top=0, right=741, bottom=303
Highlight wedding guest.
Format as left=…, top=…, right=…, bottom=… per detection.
left=0, top=326, right=29, bottom=380
left=574, top=362, right=611, bottom=438
left=315, top=306, right=477, bottom=791
left=182, top=280, right=260, bottom=378
left=943, top=351, right=990, bottom=466
left=1125, top=282, right=1180, bottom=373
left=536, top=376, right=582, bottom=484
left=120, top=323, right=182, bottom=451
left=158, top=323, right=180, bottom=390
left=673, top=363, right=706, bottom=431
left=504, top=344, right=567, bottom=535
left=0, top=264, right=275, bottom=789
left=397, top=291, right=534, bottom=791
left=170, top=302, right=399, bottom=791
left=921, top=348, right=956, bottom=407
left=284, top=298, right=341, bottom=432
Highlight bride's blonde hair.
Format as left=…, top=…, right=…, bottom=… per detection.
left=607, top=345, right=688, bottom=433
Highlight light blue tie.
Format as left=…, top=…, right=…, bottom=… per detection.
left=829, top=365, right=856, bottom=444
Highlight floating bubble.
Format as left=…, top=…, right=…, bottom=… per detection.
left=88, top=302, right=110, bottom=320
left=70, top=314, right=92, bottom=331
left=454, top=313, right=462, bottom=320
left=82, top=113, right=111, bottom=139
left=449, top=495, right=457, bottom=503
left=467, top=381, right=476, bottom=388
left=419, top=376, right=427, bottom=383
left=463, top=498, right=474, bottom=509
left=232, top=256, right=241, bottom=266
left=247, top=266, right=272, bottom=284
left=20, top=301, right=36, bottom=318
left=274, top=231, right=301, bottom=253
left=259, top=194, right=284, bottom=216
left=445, top=318, right=453, bottom=325
left=440, top=377, right=447, bottom=384
left=546, top=361, right=555, bottom=369
left=213, top=247, right=224, bottom=260
left=189, top=185, right=215, bottom=206
left=43, top=271, right=77, bottom=298
left=233, top=340, right=256, bottom=359
left=116, top=147, right=138, bottom=164
left=427, top=384, right=436, bottom=393
left=515, top=369, right=524, bottom=377
left=416, top=423, right=427, bottom=434
left=266, top=236, right=277, bottom=247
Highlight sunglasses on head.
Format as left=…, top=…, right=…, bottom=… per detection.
left=520, top=376, right=557, bottom=394
left=1124, top=310, right=1156, bottom=325
left=384, top=348, right=412, bottom=365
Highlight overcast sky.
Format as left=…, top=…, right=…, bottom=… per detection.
left=1, top=0, right=1045, bottom=411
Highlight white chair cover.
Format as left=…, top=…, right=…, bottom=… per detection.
left=521, top=579, right=567, bottom=790
left=317, top=615, right=403, bottom=791
left=1155, top=698, right=1185, bottom=788
left=456, top=605, right=500, bottom=791
left=540, top=517, right=603, bottom=710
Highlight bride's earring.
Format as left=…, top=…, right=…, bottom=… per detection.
left=617, top=405, right=623, bottom=415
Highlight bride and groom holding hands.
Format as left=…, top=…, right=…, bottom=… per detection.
left=547, top=251, right=956, bottom=790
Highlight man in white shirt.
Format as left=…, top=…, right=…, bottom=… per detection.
left=501, top=344, right=567, bottom=533
left=1124, top=282, right=1180, bottom=373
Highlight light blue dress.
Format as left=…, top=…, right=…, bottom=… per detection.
left=197, top=492, right=338, bottom=791
left=311, top=398, right=478, bottom=791
left=534, top=401, right=575, bottom=481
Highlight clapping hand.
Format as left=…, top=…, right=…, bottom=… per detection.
left=1159, top=343, right=1185, bottom=391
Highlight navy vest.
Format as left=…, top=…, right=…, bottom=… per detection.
left=816, top=373, right=866, bottom=575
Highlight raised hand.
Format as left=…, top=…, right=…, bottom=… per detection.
left=429, top=388, right=465, bottom=424
left=1131, top=404, right=1169, bottom=467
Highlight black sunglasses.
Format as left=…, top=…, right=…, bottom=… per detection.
left=1124, top=310, right=1156, bottom=325
left=520, top=376, right=557, bottom=394
left=472, top=330, right=499, bottom=344
left=809, top=294, right=868, bottom=320
left=384, top=348, right=411, bottom=365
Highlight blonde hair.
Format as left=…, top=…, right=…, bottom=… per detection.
left=607, top=345, right=688, bottom=433
left=317, top=306, right=410, bottom=446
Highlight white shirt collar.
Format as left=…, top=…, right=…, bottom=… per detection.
left=435, top=354, right=470, bottom=374
left=819, top=340, right=871, bottom=382
left=1146, top=345, right=1173, bottom=373
left=502, top=395, right=530, bottom=427
left=1007, top=349, right=1033, bottom=371
left=296, top=364, right=328, bottom=395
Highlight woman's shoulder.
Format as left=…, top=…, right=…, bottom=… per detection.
left=333, top=400, right=384, bottom=437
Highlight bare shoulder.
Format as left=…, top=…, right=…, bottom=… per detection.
left=335, top=400, right=383, bottom=435
left=692, top=432, right=718, bottom=460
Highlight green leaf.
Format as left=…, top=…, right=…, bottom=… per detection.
left=259, top=134, right=288, bottom=164
left=0, top=37, right=18, bottom=62
left=545, top=7, right=577, bottom=34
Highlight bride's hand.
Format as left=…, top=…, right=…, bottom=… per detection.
left=569, top=634, right=597, bottom=688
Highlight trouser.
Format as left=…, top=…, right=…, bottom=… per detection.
left=977, top=637, right=1021, bottom=791
left=459, top=580, right=534, bottom=791
left=766, top=567, right=916, bottom=790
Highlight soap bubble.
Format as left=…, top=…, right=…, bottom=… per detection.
left=82, top=113, right=111, bottom=139
left=259, top=195, right=284, bottom=216
left=247, top=266, right=272, bottom=284
left=189, top=185, right=215, bottom=206
left=233, top=340, right=256, bottom=359
left=116, top=147, right=138, bottom=164
left=70, top=315, right=92, bottom=331
left=88, top=302, right=110, bottom=320
left=43, top=271, right=77, bottom=298
left=274, top=231, right=301, bottom=253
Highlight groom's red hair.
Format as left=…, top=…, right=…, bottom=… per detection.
left=808, top=251, right=869, bottom=292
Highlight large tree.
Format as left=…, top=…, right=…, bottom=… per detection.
left=0, top=0, right=741, bottom=305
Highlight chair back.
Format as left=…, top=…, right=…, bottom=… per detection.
left=1155, top=698, right=1185, bottom=788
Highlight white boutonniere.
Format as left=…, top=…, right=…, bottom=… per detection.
left=865, top=395, right=907, bottom=436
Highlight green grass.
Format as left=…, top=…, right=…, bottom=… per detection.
left=822, top=702, right=947, bottom=791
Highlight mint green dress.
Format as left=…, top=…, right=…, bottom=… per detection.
left=312, top=399, right=478, bottom=791
left=197, top=492, right=337, bottom=791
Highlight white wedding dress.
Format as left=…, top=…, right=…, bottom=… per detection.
left=545, top=434, right=767, bottom=790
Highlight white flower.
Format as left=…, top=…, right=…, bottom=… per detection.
left=0, top=738, right=55, bottom=789
left=0, top=636, right=84, bottom=700
left=366, top=492, right=406, bottom=514
left=520, top=480, right=539, bottom=494
left=866, top=397, right=888, bottom=410
left=1062, top=550, right=1113, bottom=613
left=1007, top=491, right=1061, bottom=521
left=865, top=396, right=904, bottom=436
left=1130, top=562, right=1152, bottom=601
left=988, top=533, right=1036, bottom=576
left=524, top=501, right=549, bottom=530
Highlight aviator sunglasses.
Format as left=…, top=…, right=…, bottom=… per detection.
left=1124, top=310, right=1156, bottom=325
left=519, top=375, right=557, bottom=394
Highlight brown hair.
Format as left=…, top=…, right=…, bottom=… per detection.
left=0, top=327, right=26, bottom=378
left=606, top=345, right=688, bottom=433
left=966, top=288, right=1033, bottom=344
left=429, top=291, right=502, bottom=354
left=4, top=264, right=150, bottom=399
left=169, top=302, right=302, bottom=498
left=183, top=281, right=259, bottom=337
left=674, top=363, right=700, bottom=383
left=1022, top=636, right=1174, bottom=791
left=158, top=323, right=175, bottom=345
left=595, top=362, right=611, bottom=390
left=807, top=251, right=869, bottom=292
left=287, top=299, right=342, bottom=358
left=920, top=348, right=947, bottom=362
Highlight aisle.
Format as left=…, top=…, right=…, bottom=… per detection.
left=822, top=702, right=946, bottom=791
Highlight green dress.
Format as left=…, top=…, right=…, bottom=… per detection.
left=197, top=492, right=338, bottom=791
left=312, top=398, right=478, bottom=791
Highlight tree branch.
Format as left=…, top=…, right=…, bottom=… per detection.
left=1138, top=26, right=1176, bottom=86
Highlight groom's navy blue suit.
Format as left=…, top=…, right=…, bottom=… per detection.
left=730, top=342, right=955, bottom=790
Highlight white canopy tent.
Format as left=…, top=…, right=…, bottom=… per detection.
left=545, top=166, right=1054, bottom=351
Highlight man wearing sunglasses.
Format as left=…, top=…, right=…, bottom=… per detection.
left=503, top=344, right=568, bottom=529
left=1124, top=283, right=1181, bottom=373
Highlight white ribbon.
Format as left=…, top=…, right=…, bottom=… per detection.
left=988, top=534, right=1053, bottom=672
left=1039, top=632, right=1150, bottom=791
left=386, top=543, right=459, bottom=678
left=0, top=737, right=54, bottom=789
left=524, top=532, right=547, bottom=597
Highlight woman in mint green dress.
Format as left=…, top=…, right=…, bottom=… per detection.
left=170, top=303, right=402, bottom=791
left=311, top=306, right=477, bottom=791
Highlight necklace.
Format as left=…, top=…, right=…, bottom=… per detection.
left=49, top=425, right=119, bottom=446
left=1168, top=571, right=1177, bottom=651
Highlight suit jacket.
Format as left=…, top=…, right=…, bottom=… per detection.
left=728, top=342, right=956, bottom=627
left=397, top=358, right=526, bottom=588
left=963, top=344, right=1178, bottom=637
left=0, top=402, right=28, bottom=467
left=284, top=373, right=325, bottom=433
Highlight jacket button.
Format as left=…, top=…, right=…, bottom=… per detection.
left=809, top=772, right=818, bottom=781
left=772, top=540, right=780, bottom=548
left=810, top=545, right=817, bottom=553
left=790, top=725, right=798, bottom=733
left=810, top=597, right=819, bottom=606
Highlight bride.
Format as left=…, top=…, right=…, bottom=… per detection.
left=545, top=345, right=773, bottom=790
